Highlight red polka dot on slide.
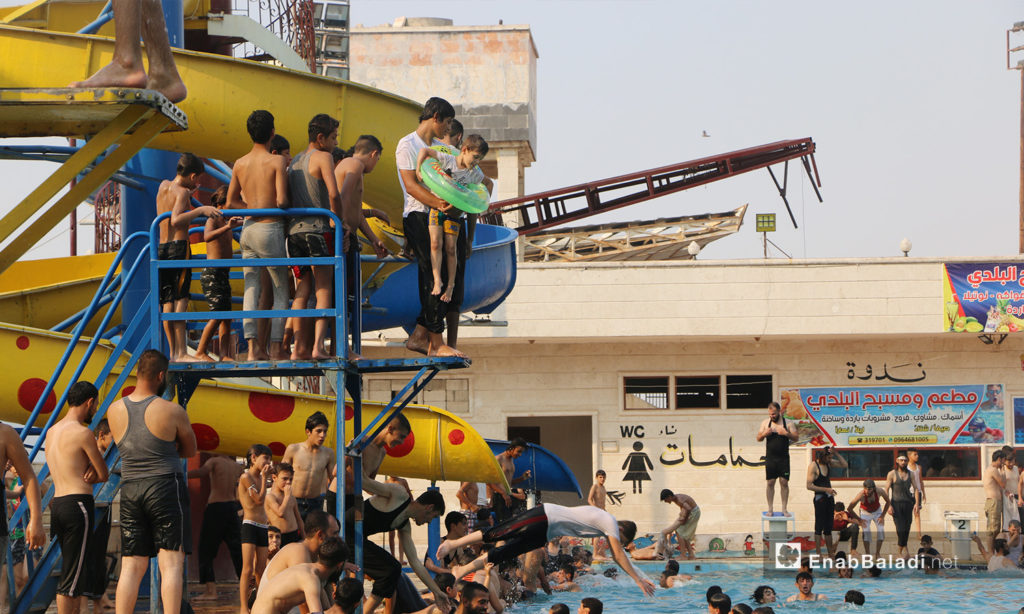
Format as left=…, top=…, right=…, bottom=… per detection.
left=269, top=442, right=286, bottom=456
left=192, top=423, right=220, bottom=451
left=248, top=392, right=294, bottom=422
left=448, top=429, right=465, bottom=445
left=17, top=379, right=56, bottom=414
left=386, top=431, right=415, bottom=458
left=344, top=405, right=354, bottom=421
left=16, top=336, right=29, bottom=350
left=121, top=386, right=135, bottom=397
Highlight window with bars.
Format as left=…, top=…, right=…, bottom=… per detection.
left=623, top=374, right=773, bottom=410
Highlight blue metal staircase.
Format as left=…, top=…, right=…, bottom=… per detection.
left=9, top=208, right=470, bottom=613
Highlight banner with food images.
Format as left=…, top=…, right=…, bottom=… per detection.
left=780, top=385, right=1005, bottom=447
left=943, top=262, right=1024, bottom=333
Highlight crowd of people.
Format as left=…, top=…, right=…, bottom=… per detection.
left=158, top=95, right=489, bottom=364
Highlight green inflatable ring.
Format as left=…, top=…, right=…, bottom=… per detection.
left=419, top=154, right=490, bottom=214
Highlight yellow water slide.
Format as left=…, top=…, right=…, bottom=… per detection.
left=0, top=324, right=505, bottom=486
left=0, top=22, right=506, bottom=486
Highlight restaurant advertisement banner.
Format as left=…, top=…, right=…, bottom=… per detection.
left=943, top=262, right=1024, bottom=333
left=780, top=384, right=1005, bottom=447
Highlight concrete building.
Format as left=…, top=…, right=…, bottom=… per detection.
left=366, top=256, right=1024, bottom=554
left=349, top=17, right=538, bottom=211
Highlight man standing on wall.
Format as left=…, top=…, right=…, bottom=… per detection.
left=756, top=401, right=798, bottom=516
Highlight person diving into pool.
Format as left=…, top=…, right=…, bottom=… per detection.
left=435, top=503, right=656, bottom=597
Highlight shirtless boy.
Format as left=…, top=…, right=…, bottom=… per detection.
left=287, top=114, right=343, bottom=360
left=189, top=453, right=245, bottom=599
left=588, top=470, right=608, bottom=556
left=157, top=153, right=221, bottom=361
left=786, top=571, right=826, bottom=602
left=361, top=415, right=411, bottom=495
left=658, top=489, right=700, bottom=560
left=250, top=537, right=348, bottom=614
left=196, top=185, right=243, bottom=362
left=45, top=381, right=109, bottom=614
left=238, top=444, right=273, bottom=614
left=228, top=110, right=291, bottom=361
left=282, top=411, right=336, bottom=519
left=265, top=462, right=303, bottom=547
left=488, top=438, right=530, bottom=523
left=335, top=135, right=389, bottom=361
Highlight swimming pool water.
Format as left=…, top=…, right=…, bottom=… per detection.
left=506, top=562, right=1024, bottom=614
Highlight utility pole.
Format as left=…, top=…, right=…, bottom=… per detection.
left=1008, top=22, right=1024, bottom=253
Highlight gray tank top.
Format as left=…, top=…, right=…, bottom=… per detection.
left=287, top=150, right=330, bottom=235
left=117, top=396, right=182, bottom=480
left=891, top=469, right=914, bottom=502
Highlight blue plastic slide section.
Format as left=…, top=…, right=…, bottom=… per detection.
left=361, top=223, right=518, bottom=332
left=487, top=439, right=583, bottom=497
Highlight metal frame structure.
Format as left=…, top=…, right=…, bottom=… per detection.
left=0, top=88, right=187, bottom=275
left=483, top=138, right=822, bottom=234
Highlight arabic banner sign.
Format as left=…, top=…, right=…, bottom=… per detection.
left=943, top=262, right=1024, bottom=333
left=781, top=384, right=1005, bottom=447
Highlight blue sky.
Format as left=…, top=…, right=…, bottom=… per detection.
left=3, top=1, right=1023, bottom=260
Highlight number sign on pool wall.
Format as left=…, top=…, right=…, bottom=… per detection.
left=782, top=385, right=1005, bottom=447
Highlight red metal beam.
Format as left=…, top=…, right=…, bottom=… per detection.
left=484, top=137, right=820, bottom=235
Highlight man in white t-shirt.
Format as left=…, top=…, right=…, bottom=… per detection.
left=394, top=96, right=467, bottom=358
left=436, top=503, right=656, bottom=597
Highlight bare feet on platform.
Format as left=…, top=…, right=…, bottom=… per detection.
left=145, top=70, right=187, bottom=103
left=248, top=349, right=270, bottom=362
left=194, top=352, right=215, bottom=363
left=69, top=61, right=147, bottom=91
left=174, top=354, right=199, bottom=363
left=428, top=344, right=467, bottom=359
left=347, top=349, right=363, bottom=361
left=311, top=348, right=333, bottom=361
left=405, top=328, right=429, bottom=355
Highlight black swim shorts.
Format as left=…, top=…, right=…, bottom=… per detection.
left=120, top=474, right=191, bottom=558
left=157, top=240, right=192, bottom=304
left=241, top=521, right=269, bottom=547
left=200, top=267, right=232, bottom=312
left=51, top=494, right=97, bottom=598
left=287, top=230, right=334, bottom=279
left=765, top=455, right=790, bottom=481
left=281, top=530, right=301, bottom=546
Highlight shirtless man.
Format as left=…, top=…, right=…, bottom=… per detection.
left=228, top=110, right=291, bottom=361
left=657, top=489, right=700, bottom=560
left=265, top=463, right=303, bottom=546
left=984, top=449, right=1008, bottom=550
left=189, top=453, right=244, bottom=599
left=438, top=504, right=656, bottom=597
left=260, top=510, right=339, bottom=585
left=488, top=438, right=530, bottom=523
left=107, top=350, right=197, bottom=614
left=282, top=411, right=336, bottom=519
left=360, top=415, right=411, bottom=499
left=756, top=401, right=798, bottom=516
left=156, top=153, right=221, bottom=361
left=238, top=444, right=273, bottom=614
left=250, top=537, right=348, bottom=614
left=45, top=381, right=109, bottom=614
left=344, top=483, right=451, bottom=613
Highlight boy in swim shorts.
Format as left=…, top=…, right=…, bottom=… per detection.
left=415, top=135, right=493, bottom=304
left=265, top=462, right=303, bottom=547
left=196, top=185, right=242, bottom=361
left=157, top=153, right=222, bottom=361
left=238, top=444, right=273, bottom=614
